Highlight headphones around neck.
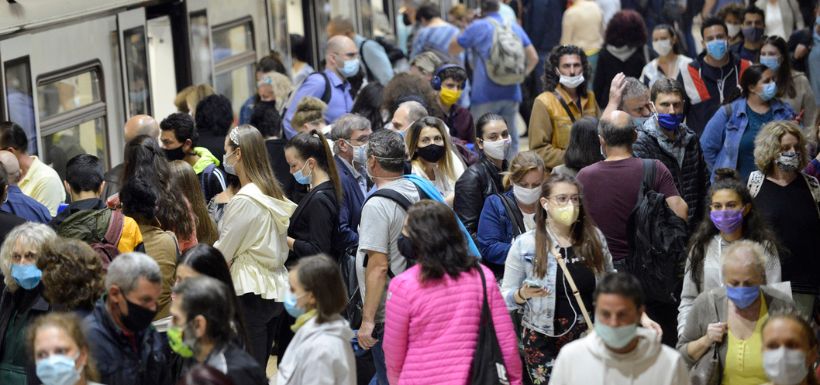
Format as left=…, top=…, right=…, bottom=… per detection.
left=430, top=64, right=463, bottom=91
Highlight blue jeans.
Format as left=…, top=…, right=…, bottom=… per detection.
left=368, top=323, right=388, bottom=385
left=470, top=100, right=520, bottom=160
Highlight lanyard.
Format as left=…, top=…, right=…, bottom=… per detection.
left=700, top=65, right=737, bottom=104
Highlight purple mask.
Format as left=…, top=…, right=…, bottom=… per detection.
left=710, top=209, right=744, bottom=233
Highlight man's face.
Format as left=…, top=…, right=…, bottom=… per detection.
left=653, top=92, right=684, bottom=115
left=440, top=78, right=463, bottom=92
left=703, top=25, right=729, bottom=44
left=622, top=95, right=652, bottom=118
left=110, top=277, right=161, bottom=327
left=391, top=106, right=411, bottom=133
left=557, top=54, right=583, bottom=77
left=595, top=293, right=642, bottom=328
left=159, top=130, right=189, bottom=152
left=743, top=13, right=764, bottom=29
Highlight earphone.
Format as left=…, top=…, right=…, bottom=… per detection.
left=430, top=64, right=462, bottom=91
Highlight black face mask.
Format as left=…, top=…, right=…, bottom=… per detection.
left=164, top=146, right=186, bottom=161
left=397, top=235, right=416, bottom=261
left=415, top=144, right=446, bottom=163
left=120, top=297, right=158, bottom=332
left=402, top=12, right=413, bottom=26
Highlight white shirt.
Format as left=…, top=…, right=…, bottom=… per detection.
left=766, top=1, right=787, bottom=39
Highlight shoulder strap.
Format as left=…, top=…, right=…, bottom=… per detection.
left=358, top=40, right=376, bottom=81
left=104, top=210, right=125, bottom=244
left=497, top=193, right=526, bottom=236
left=747, top=171, right=765, bottom=198
left=638, top=158, right=656, bottom=199
left=553, top=247, right=594, bottom=328
left=316, top=72, right=332, bottom=104
left=365, top=188, right=413, bottom=211
left=553, top=92, right=577, bottom=123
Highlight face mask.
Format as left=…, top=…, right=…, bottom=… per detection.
left=545, top=202, right=579, bottom=227
left=710, top=209, right=744, bottom=234
left=119, top=296, right=158, bottom=332
left=706, top=39, right=728, bottom=61
left=559, top=74, right=585, bottom=89
left=595, top=322, right=638, bottom=349
left=439, top=87, right=462, bottom=107
left=482, top=137, right=510, bottom=161
left=167, top=324, right=195, bottom=358
left=776, top=151, right=800, bottom=172
left=759, top=55, right=780, bottom=71
left=163, top=146, right=186, bottom=161
left=763, top=347, right=809, bottom=385
left=348, top=142, right=367, bottom=165
left=657, top=113, right=685, bottom=131
left=293, top=161, right=313, bottom=185
left=222, top=151, right=237, bottom=176
left=513, top=185, right=541, bottom=205
left=726, top=285, right=760, bottom=309
left=397, top=235, right=416, bottom=261
left=741, top=26, right=765, bottom=43
left=36, top=354, right=81, bottom=385
left=339, top=58, right=360, bottom=78
left=652, top=39, right=673, bottom=56
left=415, top=143, right=446, bottom=163
left=758, top=82, right=777, bottom=101
left=11, top=263, right=42, bottom=290
left=632, top=116, right=651, bottom=129
left=727, top=23, right=742, bottom=37
left=284, top=290, right=306, bottom=318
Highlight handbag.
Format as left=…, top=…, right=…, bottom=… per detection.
left=470, top=266, right=511, bottom=385
left=690, top=294, right=723, bottom=385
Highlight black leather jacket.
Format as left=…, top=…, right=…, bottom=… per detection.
left=454, top=156, right=506, bottom=240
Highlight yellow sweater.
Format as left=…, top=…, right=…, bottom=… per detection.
left=528, top=86, right=599, bottom=169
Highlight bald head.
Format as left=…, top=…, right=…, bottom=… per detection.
left=124, top=115, right=159, bottom=143
left=0, top=150, right=20, bottom=184
left=598, top=110, right=637, bottom=149
left=326, top=35, right=358, bottom=74
left=391, top=101, right=428, bottom=133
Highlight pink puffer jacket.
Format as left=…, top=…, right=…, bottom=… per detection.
left=384, top=264, right=522, bottom=385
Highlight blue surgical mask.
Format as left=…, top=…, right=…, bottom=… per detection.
left=340, top=58, right=360, bottom=78
left=632, top=116, right=650, bottom=128
left=347, top=141, right=367, bottom=165
left=594, top=321, right=638, bottom=349
left=222, top=151, right=237, bottom=176
left=657, top=113, right=685, bottom=131
left=759, top=56, right=780, bottom=71
left=726, top=285, right=760, bottom=309
left=284, top=290, right=305, bottom=318
left=11, top=263, right=41, bottom=290
left=292, top=161, right=313, bottom=185
left=706, top=39, right=728, bottom=61
left=36, top=354, right=81, bottom=385
left=759, top=82, right=778, bottom=102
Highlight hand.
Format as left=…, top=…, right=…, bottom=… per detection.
left=640, top=312, right=663, bottom=340
left=287, top=237, right=295, bottom=250
left=358, top=320, right=379, bottom=350
left=608, top=73, right=627, bottom=108
left=794, top=44, right=808, bottom=60
left=520, top=285, right=549, bottom=300
left=705, top=322, right=727, bottom=344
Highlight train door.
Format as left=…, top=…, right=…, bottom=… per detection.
left=117, top=8, right=152, bottom=119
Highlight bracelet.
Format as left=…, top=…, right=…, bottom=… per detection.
left=517, top=287, right=526, bottom=302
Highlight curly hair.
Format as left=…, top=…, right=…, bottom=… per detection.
left=381, top=72, right=444, bottom=119
left=195, top=94, right=234, bottom=136
left=605, top=10, right=648, bottom=47
left=37, top=238, right=104, bottom=311
left=0, top=223, right=57, bottom=292
left=544, top=45, right=590, bottom=93
left=754, top=120, right=808, bottom=176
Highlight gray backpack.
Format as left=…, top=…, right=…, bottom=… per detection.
left=484, top=18, right=526, bottom=86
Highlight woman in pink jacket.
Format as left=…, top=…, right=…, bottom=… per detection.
left=383, top=200, right=523, bottom=385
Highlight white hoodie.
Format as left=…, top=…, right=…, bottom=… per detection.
left=274, top=315, right=356, bottom=385
left=549, top=328, right=690, bottom=385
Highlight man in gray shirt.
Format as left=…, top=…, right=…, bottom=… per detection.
left=356, top=129, right=418, bottom=385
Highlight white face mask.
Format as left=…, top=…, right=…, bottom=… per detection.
left=763, top=347, right=809, bottom=385
left=727, top=23, right=741, bottom=38
left=559, top=74, right=585, bottom=89
left=513, top=184, right=541, bottom=205
left=652, top=39, right=673, bottom=56
left=482, top=137, right=511, bottom=160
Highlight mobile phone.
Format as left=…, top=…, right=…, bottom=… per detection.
left=523, top=279, right=544, bottom=289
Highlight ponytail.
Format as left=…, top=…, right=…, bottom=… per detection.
left=286, top=130, right=344, bottom=202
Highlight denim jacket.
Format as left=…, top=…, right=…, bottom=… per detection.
left=501, top=228, right=614, bottom=336
left=700, top=97, right=795, bottom=180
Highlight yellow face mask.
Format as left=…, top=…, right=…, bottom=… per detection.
left=439, top=87, right=462, bottom=107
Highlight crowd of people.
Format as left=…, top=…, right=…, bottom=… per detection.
left=0, top=0, right=819, bottom=384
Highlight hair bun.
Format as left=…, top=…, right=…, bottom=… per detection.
left=713, top=168, right=740, bottom=182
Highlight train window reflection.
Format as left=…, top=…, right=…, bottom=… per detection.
left=213, top=21, right=253, bottom=63
left=214, top=64, right=254, bottom=116
left=123, top=26, right=151, bottom=116
left=36, top=71, right=101, bottom=120
left=212, top=18, right=256, bottom=116
left=42, top=117, right=107, bottom=181
left=4, top=58, right=38, bottom=155
left=190, top=11, right=213, bottom=86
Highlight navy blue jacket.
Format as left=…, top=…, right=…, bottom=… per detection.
left=335, top=155, right=366, bottom=250
left=477, top=190, right=519, bottom=267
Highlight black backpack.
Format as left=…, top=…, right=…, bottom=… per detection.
left=626, top=159, right=688, bottom=304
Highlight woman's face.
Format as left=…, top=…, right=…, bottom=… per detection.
left=516, top=169, right=545, bottom=189
left=416, top=126, right=444, bottom=148
left=651, top=28, right=673, bottom=44
left=539, top=182, right=581, bottom=212
left=11, top=238, right=38, bottom=266
left=779, top=133, right=799, bottom=154
left=288, top=269, right=315, bottom=311
left=762, top=318, right=816, bottom=367
left=751, top=69, right=775, bottom=95
left=710, top=189, right=749, bottom=215
left=284, top=147, right=312, bottom=176
left=478, top=120, right=509, bottom=150
left=759, top=44, right=781, bottom=64
left=174, top=264, right=201, bottom=285
left=223, top=136, right=241, bottom=172
left=33, top=326, right=87, bottom=372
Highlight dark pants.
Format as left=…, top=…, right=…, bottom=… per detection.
left=238, top=293, right=284, bottom=368
left=645, top=300, right=679, bottom=348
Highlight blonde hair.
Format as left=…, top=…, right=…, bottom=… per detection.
left=169, top=161, right=219, bottom=246
left=406, top=116, right=461, bottom=181
left=753, top=120, right=809, bottom=175
left=1, top=223, right=57, bottom=292
left=503, top=151, right=546, bottom=189
left=227, top=125, right=286, bottom=200
left=291, top=97, right=327, bottom=131
left=174, top=84, right=215, bottom=115
left=27, top=313, right=100, bottom=382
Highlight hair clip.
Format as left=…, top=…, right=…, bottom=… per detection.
left=229, top=127, right=240, bottom=146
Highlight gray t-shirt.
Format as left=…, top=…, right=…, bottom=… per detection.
left=356, top=178, right=420, bottom=323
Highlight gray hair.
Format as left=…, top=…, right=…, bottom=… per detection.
left=105, top=252, right=162, bottom=294
left=618, top=77, right=649, bottom=110
left=721, top=240, right=768, bottom=284
left=367, top=129, right=406, bottom=172
left=0, top=223, right=57, bottom=292
left=331, top=114, right=371, bottom=153
left=399, top=101, right=428, bottom=126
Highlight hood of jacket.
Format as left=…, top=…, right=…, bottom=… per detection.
left=297, top=315, right=354, bottom=344
left=235, top=183, right=297, bottom=233
left=192, top=147, right=220, bottom=173
left=585, top=327, right=662, bottom=377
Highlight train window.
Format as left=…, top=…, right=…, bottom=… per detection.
left=4, top=58, right=38, bottom=155
left=190, top=11, right=213, bottom=86
left=212, top=19, right=256, bottom=115
left=123, top=27, right=151, bottom=116
left=37, top=64, right=107, bottom=181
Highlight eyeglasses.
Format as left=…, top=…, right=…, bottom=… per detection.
left=710, top=202, right=742, bottom=211
left=547, top=194, right=583, bottom=205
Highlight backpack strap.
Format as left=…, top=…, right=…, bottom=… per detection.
left=104, top=209, right=125, bottom=245
left=553, top=92, right=577, bottom=123
left=358, top=40, right=376, bottom=81
left=496, top=193, right=526, bottom=237
left=316, top=71, right=333, bottom=104
left=364, top=188, right=413, bottom=211
left=747, top=170, right=765, bottom=198
left=637, top=159, right=656, bottom=201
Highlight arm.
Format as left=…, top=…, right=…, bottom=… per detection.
left=283, top=75, right=326, bottom=139
left=485, top=267, right=523, bottom=385
left=477, top=196, right=514, bottom=265
left=155, top=233, right=179, bottom=316
left=358, top=251, right=388, bottom=348
left=700, top=106, right=730, bottom=170
left=666, top=196, right=689, bottom=221
left=528, top=95, right=565, bottom=169
left=453, top=170, right=483, bottom=236
left=363, top=40, right=395, bottom=85
left=655, top=160, right=688, bottom=220
left=450, top=21, right=480, bottom=57
left=677, top=293, right=726, bottom=366
left=384, top=279, right=411, bottom=385
left=448, top=35, right=464, bottom=56
left=500, top=236, right=527, bottom=309
left=524, top=45, right=538, bottom=76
